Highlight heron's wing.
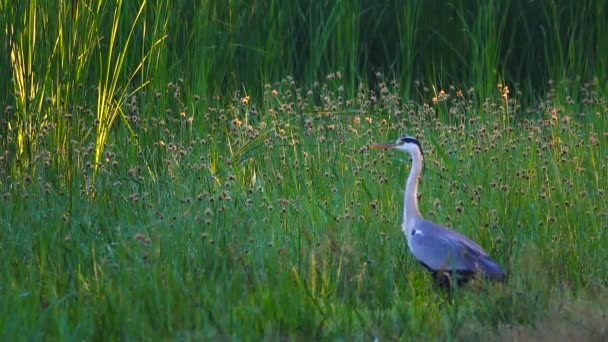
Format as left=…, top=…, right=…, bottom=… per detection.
left=409, top=220, right=505, bottom=280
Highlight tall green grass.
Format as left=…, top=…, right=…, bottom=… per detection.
left=1, top=0, right=608, bottom=340
left=2, top=2, right=606, bottom=164
left=0, top=0, right=167, bottom=184
left=1, top=74, right=607, bottom=340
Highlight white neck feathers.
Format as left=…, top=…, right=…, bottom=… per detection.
left=402, top=149, right=423, bottom=236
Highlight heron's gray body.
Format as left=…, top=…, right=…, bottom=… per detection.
left=373, top=136, right=506, bottom=286
left=406, top=219, right=506, bottom=281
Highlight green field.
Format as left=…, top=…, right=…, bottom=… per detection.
left=2, top=1, right=607, bottom=340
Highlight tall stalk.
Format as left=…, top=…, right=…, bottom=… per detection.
left=8, top=0, right=47, bottom=168
left=457, top=1, right=511, bottom=103
left=93, top=0, right=165, bottom=187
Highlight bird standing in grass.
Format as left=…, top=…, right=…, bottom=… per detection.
left=371, top=136, right=506, bottom=287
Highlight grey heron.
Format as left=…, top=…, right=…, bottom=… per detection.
left=371, top=136, right=506, bottom=287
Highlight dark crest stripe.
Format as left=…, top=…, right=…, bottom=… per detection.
left=398, top=136, right=423, bottom=156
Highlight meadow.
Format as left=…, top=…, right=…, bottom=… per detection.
left=1, top=1, right=608, bottom=340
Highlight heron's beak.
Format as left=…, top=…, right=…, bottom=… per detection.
left=370, top=142, right=398, bottom=150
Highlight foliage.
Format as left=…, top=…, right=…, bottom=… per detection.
left=2, top=73, right=607, bottom=339
left=1, top=0, right=607, bottom=340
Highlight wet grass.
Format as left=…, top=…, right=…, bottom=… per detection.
left=1, top=75, right=607, bottom=340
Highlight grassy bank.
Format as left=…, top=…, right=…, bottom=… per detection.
left=2, top=75, right=607, bottom=339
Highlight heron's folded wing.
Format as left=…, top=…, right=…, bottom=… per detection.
left=410, top=220, right=504, bottom=280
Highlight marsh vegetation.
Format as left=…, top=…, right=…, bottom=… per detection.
left=1, top=1, right=607, bottom=340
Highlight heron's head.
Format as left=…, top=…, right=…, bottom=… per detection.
left=370, top=136, right=423, bottom=158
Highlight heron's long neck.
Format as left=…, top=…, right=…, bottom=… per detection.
left=403, top=152, right=423, bottom=234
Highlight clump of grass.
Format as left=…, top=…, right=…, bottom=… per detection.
left=499, top=295, right=608, bottom=341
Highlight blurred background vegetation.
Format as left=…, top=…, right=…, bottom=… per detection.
left=2, top=0, right=607, bottom=100
left=2, top=0, right=607, bottom=177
